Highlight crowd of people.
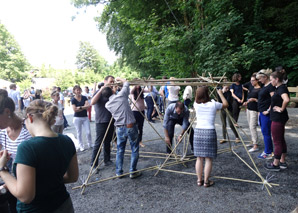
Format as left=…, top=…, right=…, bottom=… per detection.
left=0, top=66, right=291, bottom=211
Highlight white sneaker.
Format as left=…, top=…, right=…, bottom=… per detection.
left=248, top=147, right=259, bottom=152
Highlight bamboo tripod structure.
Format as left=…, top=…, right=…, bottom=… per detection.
left=72, top=75, right=278, bottom=196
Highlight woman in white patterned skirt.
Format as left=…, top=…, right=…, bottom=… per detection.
left=194, top=87, right=228, bottom=187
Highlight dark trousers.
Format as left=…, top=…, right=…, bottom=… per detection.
left=232, top=99, right=241, bottom=122
left=63, top=110, right=69, bottom=128
left=220, top=109, right=239, bottom=139
left=145, top=96, right=154, bottom=121
left=91, top=122, right=114, bottom=166
left=271, top=121, right=287, bottom=159
left=165, top=119, right=194, bottom=153
left=133, top=111, right=145, bottom=143
left=184, top=99, right=191, bottom=108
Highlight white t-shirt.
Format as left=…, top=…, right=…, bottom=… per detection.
left=53, top=102, right=64, bottom=126
left=168, top=86, right=180, bottom=101
left=194, top=100, right=222, bottom=129
left=183, top=86, right=193, bottom=100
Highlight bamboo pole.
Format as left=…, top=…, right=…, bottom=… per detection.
left=158, top=169, right=279, bottom=186
left=80, top=116, right=114, bottom=194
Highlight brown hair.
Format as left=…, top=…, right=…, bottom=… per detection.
left=175, top=101, right=184, bottom=110
left=0, top=89, right=15, bottom=114
left=26, top=100, right=58, bottom=126
left=270, top=71, right=283, bottom=83
left=232, top=73, right=241, bottom=82
left=9, top=83, right=16, bottom=89
left=73, top=85, right=81, bottom=94
left=195, top=86, right=210, bottom=104
left=51, top=90, right=59, bottom=97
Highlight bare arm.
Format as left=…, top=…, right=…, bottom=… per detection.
left=218, top=90, right=229, bottom=109
left=273, top=93, right=290, bottom=113
left=63, top=154, right=79, bottom=183
left=91, top=87, right=104, bottom=105
left=0, top=153, right=36, bottom=204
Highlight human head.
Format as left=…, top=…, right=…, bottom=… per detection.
left=51, top=91, right=60, bottom=102
left=25, top=100, right=58, bottom=130
left=232, top=73, right=242, bottom=82
left=270, top=71, right=283, bottom=86
left=56, top=87, right=61, bottom=92
left=31, top=87, right=34, bottom=90
left=0, top=89, right=16, bottom=129
left=73, top=85, right=82, bottom=95
left=98, top=82, right=104, bottom=90
left=256, top=68, right=272, bottom=84
left=101, top=87, right=114, bottom=102
left=195, top=86, right=210, bottom=104
left=9, top=83, right=17, bottom=90
left=162, top=76, right=167, bottom=80
left=250, top=74, right=258, bottom=87
left=175, top=101, right=184, bottom=115
left=104, top=75, right=115, bottom=86
left=85, top=86, right=89, bottom=93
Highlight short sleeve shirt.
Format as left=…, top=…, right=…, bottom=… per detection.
left=258, top=83, right=275, bottom=112
left=230, top=84, right=243, bottom=99
left=13, top=134, right=76, bottom=212
left=194, top=100, right=222, bottom=129
left=270, top=84, right=289, bottom=123
left=244, top=83, right=261, bottom=111
left=93, top=90, right=112, bottom=123
left=71, top=96, right=88, bottom=117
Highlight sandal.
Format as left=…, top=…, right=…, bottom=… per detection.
left=197, top=180, right=204, bottom=186
left=220, top=139, right=227, bottom=144
left=204, top=180, right=215, bottom=188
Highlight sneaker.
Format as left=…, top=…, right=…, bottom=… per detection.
left=248, top=147, right=259, bottom=152
left=264, top=162, right=280, bottom=172
left=104, top=160, right=113, bottom=166
left=279, top=162, right=288, bottom=169
left=116, top=174, right=124, bottom=179
left=246, top=143, right=254, bottom=147
left=130, top=171, right=142, bottom=179
left=258, top=152, right=273, bottom=160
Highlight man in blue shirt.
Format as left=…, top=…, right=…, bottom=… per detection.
left=163, top=101, right=194, bottom=154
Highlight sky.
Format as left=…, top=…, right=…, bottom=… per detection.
left=0, top=0, right=118, bottom=69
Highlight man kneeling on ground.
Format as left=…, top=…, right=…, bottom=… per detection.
left=163, top=101, right=194, bottom=154
left=105, top=77, right=141, bottom=179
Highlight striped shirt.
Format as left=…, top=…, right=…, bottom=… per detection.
left=0, top=127, right=31, bottom=159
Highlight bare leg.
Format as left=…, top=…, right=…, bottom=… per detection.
left=204, top=157, right=213, bottom=183
left=195, top=157, right=204, bottom=185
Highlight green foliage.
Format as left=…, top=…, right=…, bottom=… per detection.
left=0, top=22, right=31, bottom=82
left=72, top=0, right=298, bottom=85
left=18, top=78, right=32, bottom=92
left=75, top=41, right=109, bottom=74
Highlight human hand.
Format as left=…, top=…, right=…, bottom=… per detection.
left=262, top=111, right=269, bottom=115
left=0, top=150, right=10, bottom=168
left=177, top=134, right=183, bottom=142
left=243, top=102, right=248, bottom=106
left=273, top=106, right=283, bottom=113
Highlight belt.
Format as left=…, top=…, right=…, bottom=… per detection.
left=117, top=123, right=134, bottom=128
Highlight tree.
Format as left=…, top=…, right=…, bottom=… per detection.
left=75, top=41, right=108, bottom=74
left=0, top=22, right=31, bottom=82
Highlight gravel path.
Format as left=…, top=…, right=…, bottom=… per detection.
left=63, top=107, right=298, bottom=213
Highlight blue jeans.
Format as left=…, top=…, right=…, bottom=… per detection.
left=116, top=124, right=140, bottom=175
left=259, top=113, right=273, bottom=154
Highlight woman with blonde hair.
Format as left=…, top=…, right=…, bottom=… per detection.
left=256, top=69, right=275, bottom=159
left=194, top=86, right=228, bottom=187
left=0, top=99, right=78, bottom=212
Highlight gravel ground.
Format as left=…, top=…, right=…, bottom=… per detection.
left=63, top=107, right=298, bottom=213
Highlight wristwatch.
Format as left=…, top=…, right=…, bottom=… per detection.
left=0, top=166, right=9, bottom=172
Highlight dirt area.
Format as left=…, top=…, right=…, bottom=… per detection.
left=63, top=108, right=298, bottom=213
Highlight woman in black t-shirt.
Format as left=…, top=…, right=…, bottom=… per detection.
left=243, top=74, right=261, bottom=152
left=264, top=71, right=290, bottom=172
left=71, top=85, right=92, bottom=152
left=230, top=73, right=244, bottom=125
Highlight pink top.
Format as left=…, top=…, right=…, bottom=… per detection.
left=130, top=94, right=146, bottom=111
